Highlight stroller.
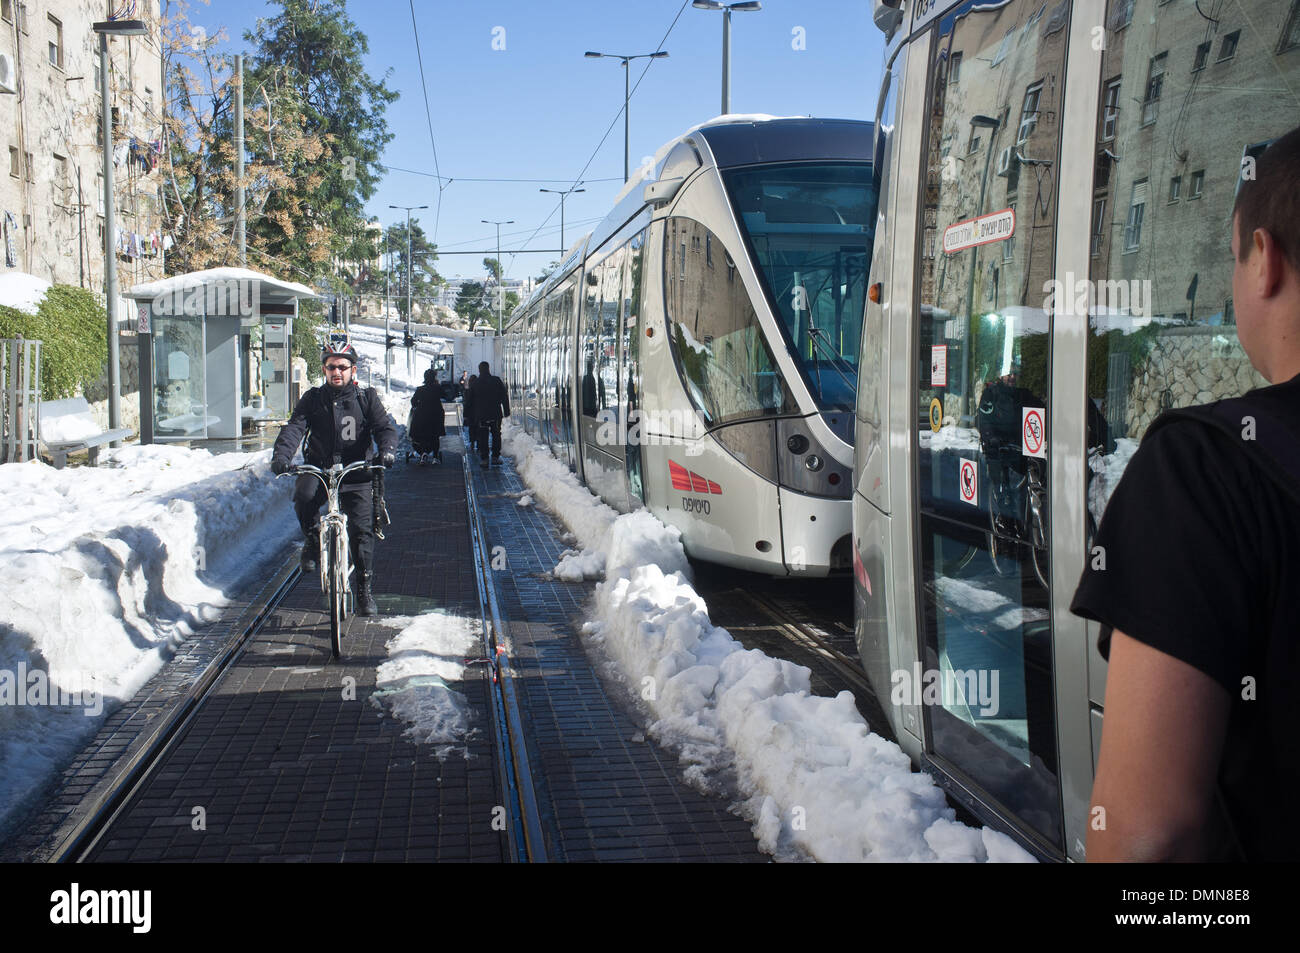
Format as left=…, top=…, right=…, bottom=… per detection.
left=407, top=369, right=447, bottom=465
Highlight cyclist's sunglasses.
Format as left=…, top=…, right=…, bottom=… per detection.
left=324, top=362, right=353, bottom=371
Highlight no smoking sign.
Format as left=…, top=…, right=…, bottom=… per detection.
left=1022, top=407, right=1046, bottom=459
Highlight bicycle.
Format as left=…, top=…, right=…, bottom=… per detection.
left=278, top=460, right=384, bottom=659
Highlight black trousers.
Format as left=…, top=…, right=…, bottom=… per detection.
left=293, top=474, right=374, bottom=577
left=478, top=419, right=502, bottom=460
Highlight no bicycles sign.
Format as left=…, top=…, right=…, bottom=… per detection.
left=1022, top=407, right=1046, bottom=459
left=959, top=458, right=978, bottom=505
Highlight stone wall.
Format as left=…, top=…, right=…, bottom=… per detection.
left=1124, top=326, right=1265, bottom=439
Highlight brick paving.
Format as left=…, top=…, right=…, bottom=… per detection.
left=469, top=433, right=766, bottom=863
left=7, top=418, right=769, bottom=863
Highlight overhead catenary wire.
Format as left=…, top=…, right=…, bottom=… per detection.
left=507, top=0, right=691, bottom=270
left=408, top=1, right=444, bottom=243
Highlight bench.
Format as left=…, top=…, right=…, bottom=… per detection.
left=39, top=397, right=134, bottom=469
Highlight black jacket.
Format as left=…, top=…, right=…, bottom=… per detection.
left=468, top=374, right=510, bottom=426
left=273, top=382, right=399, bottom=480
left=409, top=383, right=447, bottom=443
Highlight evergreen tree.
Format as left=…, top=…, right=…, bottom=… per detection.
left=383, top=220, right=441, bottom=320
left=241, top=0, right=398, bottom=277
left=455, top=281, right=492, bottom=331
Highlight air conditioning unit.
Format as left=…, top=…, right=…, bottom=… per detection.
left=0, top=53, right=17, bottom=95
left=995, top=146, right=1016, bottom=177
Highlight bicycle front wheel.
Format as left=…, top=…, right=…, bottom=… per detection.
left=327, top=524, right=347, bottom=659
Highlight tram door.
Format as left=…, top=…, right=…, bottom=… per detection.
left=912, top=0, right=1068, bottom=853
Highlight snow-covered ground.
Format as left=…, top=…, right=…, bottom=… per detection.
left=502, top=421, right=1034, bottom=863
left=0, top=444, right=295, bottom=839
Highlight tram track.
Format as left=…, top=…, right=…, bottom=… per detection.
left=461, top=447, right=550, bottom=864
left=49, top=556, right=303, bottom=863
left=689, top=564, right=896, bottom=742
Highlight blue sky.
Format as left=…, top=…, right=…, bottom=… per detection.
left=202, top=0, right=886, bottom=282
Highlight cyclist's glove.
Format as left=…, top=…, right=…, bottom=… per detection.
left=271, top=458, right=290, bottom=475
left=381, top=452, right=396, bottom=468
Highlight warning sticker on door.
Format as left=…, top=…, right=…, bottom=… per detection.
left=930, top=345, right=947, bottom=387
left=1022, top=407, right=1046, bottom=459
left=959, top=458, right=979, bottom=505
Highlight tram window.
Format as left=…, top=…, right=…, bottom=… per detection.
left=1284, top=2, right=1300, bottom=51
left=721, top=162, right=875, bottom=413
left=1084, top=0, right=1290, bottom=528
left=663, top=216, right=796, bottom=427
left=913, top=0, right=1068, bottom=850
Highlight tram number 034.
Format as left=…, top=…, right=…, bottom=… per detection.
left=681, top=497, right=712, bottom=516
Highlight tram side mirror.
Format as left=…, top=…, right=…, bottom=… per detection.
left=872, top=0, right=904, bottom=36
left=644, top=177, right=685, bottom=207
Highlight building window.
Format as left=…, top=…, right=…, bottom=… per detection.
left=1091, top=197, right=1107, bottom=257
left=968, top=125, right=982, bottom=155
left=950, top=51, right=962, bottom=84
left=1094, top=150, right=1112, bottom=191
left=1124, top=179, right=1148, bottom=250
left=0, top=0, right=11, bottom=24
left=1168, top=175, right=1181, bottom=202
left=1142, top=53, right=1168, bottom=125
left=1193, top=41, right=1211, bottom=71
left=1282, top=1, right=1300, bottom=53
left=1224, top=298, right=1234, bottom=325
left=8, top=146, right=18, bottom=178
left=1108, top=0, right=1134, bottom=31
left=47, top=15, right=63, bottom=70
left=1189, top=169, right=1205, bottom=198
left=1101, top=78, right=1120, bottom=141
left=1218, top=30, right=1240, bottom=62
left=991, top=28, right=1015, bottom=67
left=1018, top=81, right=1043, bottom=144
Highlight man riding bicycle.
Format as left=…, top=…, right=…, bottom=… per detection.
left=270, top=339, right=398, bottom=616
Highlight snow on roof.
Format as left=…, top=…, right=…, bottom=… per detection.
left=126, top=267, right=318, bottom=301
left=0, top=272, right=53, bottom=315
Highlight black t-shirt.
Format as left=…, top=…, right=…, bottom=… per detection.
left=1070, top=376, right=1300, bottom=861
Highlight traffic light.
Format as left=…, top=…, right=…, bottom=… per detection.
left=386, top=336, right=397, bottom=350
left=403, top=333, right=415, bottom=349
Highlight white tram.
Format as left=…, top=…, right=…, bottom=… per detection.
left=855, top=0, right=1300, bottom=859
left=504, top=116, right=876, bottom=576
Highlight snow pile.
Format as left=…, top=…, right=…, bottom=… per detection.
left=0, top=445, right=296, bottom=838
left=504, top=422, right=1033, bottom=863
left=516, top=493, right=533, bottom=507
left=1087, top=437, right=1139, bottom=527
left=370, top=610, right=481, bottom=759
left=501, top=422, right=617, bottom=580
left=0, top=272, right=52, bottom=315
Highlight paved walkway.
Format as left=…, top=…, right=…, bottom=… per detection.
left=469, top=436, right=765, bottom=863
left=7, top=422, right=767, bottom=863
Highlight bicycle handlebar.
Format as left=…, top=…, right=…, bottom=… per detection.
left=275, top=460, right=386, bottom=486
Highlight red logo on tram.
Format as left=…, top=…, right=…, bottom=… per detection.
left=669, top=460, right=722, bottom=495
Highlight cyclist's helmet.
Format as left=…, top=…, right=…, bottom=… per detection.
left=321, top=338, right=359, bottom=365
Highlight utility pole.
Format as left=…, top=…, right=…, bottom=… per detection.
left=539, top=185, right=585, bottom=250
left=585, top=50, right=669, bottom=182
left=481, top=219, right=513, bottom=331
left=389, top=204, right=427, bottom=378
left=235, top=54, right=246, bottom=265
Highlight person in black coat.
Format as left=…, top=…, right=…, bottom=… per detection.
left=409, top=368, right=447, bottom=464
left=270, top=340, right=398, bottom=615
left=468, top=360, right=510, bottom=464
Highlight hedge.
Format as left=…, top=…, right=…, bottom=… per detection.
left=0, top=285, right=108, bottom=401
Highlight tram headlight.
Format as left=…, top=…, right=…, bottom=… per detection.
left=787, top=434, right=809, bottom=454
left=805, top=454, right=824, bottom=472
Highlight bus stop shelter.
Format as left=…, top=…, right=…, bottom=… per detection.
left=126, top=268, right=318, bottom=443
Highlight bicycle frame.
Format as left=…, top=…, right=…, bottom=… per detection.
left=278, top=460, right=382, bottom=657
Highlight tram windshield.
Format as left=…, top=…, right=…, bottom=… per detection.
left=724, top=162, right=876, bottom=413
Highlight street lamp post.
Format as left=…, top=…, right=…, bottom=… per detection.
left=585, top=50, right=669, bottom=182
left=481, top=219, right=514, bottom=332
left=389, top=204, right=427, bottom=376
left=692, top=1, right=761, bottom=116
left=93, top=17, right=149, bottom=446
left=539, top=185, right=585, bottom=250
